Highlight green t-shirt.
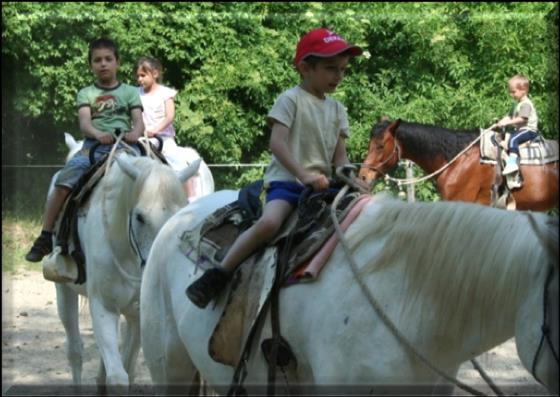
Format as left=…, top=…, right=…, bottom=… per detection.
left=76, top=82, right=143, bottom=136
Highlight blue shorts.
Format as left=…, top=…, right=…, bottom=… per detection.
left=55, top=141, right=141, bottom=189
left=265, top=181, right=305, bottom=207
left=265, top=181, right=339, bottom=207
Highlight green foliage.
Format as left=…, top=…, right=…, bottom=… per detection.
left=3, top=2, right=558, bottom=199
left=2, top=213, right=43, bottom=273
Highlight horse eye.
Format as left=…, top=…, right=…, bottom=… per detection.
left=376, top=144, right=384, bottom=150
left=136, top=213, right=145, bottom=224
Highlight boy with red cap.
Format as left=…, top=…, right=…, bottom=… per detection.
left=187, top=28, right=363, bottom=308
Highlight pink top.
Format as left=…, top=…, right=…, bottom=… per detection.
left=139, top=85, right=177, bottom=137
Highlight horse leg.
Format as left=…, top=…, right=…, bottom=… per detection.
left=96, top=359, right=107, bottom=395
left=141, top=285, right=196, bottom=395
left=430, top=374, right=457, bottom=396
left=88, top=297, right=129, bottom=394
left=145, top=310, right=197, bottom=396
left=55, top=283, right=83, bottom=385
left=120, top=314, right=141, bottom=384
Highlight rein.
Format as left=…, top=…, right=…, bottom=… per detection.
left=330, top=178, right=494, bottom=396
left=531, top=265, right=559, bottom=383
left=362, top=133, right=482, bottom=188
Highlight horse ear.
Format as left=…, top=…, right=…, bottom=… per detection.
left=64, top=132, right=79, bottom=151
left=177, top=158, right=201, bottom=183
left=115, top=154, right=139, bottom=181
left=387, top=119, right=401, bottom=135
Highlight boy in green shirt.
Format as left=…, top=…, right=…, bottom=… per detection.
left=25, top=38, right=144, bottom=262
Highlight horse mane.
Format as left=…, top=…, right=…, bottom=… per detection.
left=103, top=154, right=186, bottom=210
left=346, top=195, right=552, bottom=340
left=372, top=120, right=479, bottom=161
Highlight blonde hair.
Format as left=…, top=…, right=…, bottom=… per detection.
left=136, top=57, right=163, bottom=83
left=509, top=74, right=530, bottom=91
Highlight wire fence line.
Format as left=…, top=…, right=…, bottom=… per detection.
left=2, top=163, right=268, bottom=169
left=2, top=163, right=365, bottom=169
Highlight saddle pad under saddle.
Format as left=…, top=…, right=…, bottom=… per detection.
left=479, top=129, right=559, bottom=165
left=179, top=200, right=244, bottom=271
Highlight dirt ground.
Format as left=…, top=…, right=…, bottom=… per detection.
left=2, top=270, right=551, bottom=396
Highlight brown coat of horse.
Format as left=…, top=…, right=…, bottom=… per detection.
left=359, top=119, right=559, bottom=211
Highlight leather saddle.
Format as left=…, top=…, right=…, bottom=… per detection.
left=179, top=181, right=363, bottom=367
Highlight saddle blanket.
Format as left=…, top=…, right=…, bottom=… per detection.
left=479, top=129, right=559, bottom=165
left=286, top=194, right=372, bottom=285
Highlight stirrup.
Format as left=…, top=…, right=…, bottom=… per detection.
left=43, top=246, right=78, bottom=283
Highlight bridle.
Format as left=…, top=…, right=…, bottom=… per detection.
left=361, top=132, right=401, bottom=176
left=128, top=210, right=147, bottom=268
left=531, top=264, right=560, bottom=384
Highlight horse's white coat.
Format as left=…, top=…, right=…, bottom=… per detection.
left=140, top=191, right=559, bottom=395
left=54, top=152, right=199, bottom=393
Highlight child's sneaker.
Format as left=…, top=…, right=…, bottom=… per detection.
left=502, top=157, right=519, bottom=175
left=25, top=232, right=53, bottom=262
left=186, top=268, right=231, bottom=309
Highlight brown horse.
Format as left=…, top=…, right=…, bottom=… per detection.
left=359, top=119, right=559, bottom=211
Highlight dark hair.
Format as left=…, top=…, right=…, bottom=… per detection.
left=135, top=57, right=163, bottom=82
left=300, top=51, right=353, bottom=68
left=88, top=38, right=119, bottom=64
left=301, top=55, right=323, bottom=67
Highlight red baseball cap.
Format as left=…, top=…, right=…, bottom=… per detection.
left=294, top=28, right=363, bottom=66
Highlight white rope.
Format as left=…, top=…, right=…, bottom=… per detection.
left=329, top=183, right=489, bottom=396
left=384, top=134, right=482, bottom=187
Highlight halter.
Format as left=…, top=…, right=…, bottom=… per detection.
left=362, top=133, right=401, bottom=176
left=361, top=134, right=482, bottom=187
left=531, top=264, right=559, bottom=384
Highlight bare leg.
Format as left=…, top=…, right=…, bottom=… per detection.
left=184, top=178, right=196, bottom=200
left=220, top=200, right=293, bottom=273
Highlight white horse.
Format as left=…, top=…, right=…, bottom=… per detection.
left=140, top=191, right=558, bottom=395
left=60, top=132, right=214, bottom=201
left=52, top=151, right=200, bottom=393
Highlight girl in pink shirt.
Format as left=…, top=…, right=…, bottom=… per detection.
left=136, top=57, right=195, bottom=198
